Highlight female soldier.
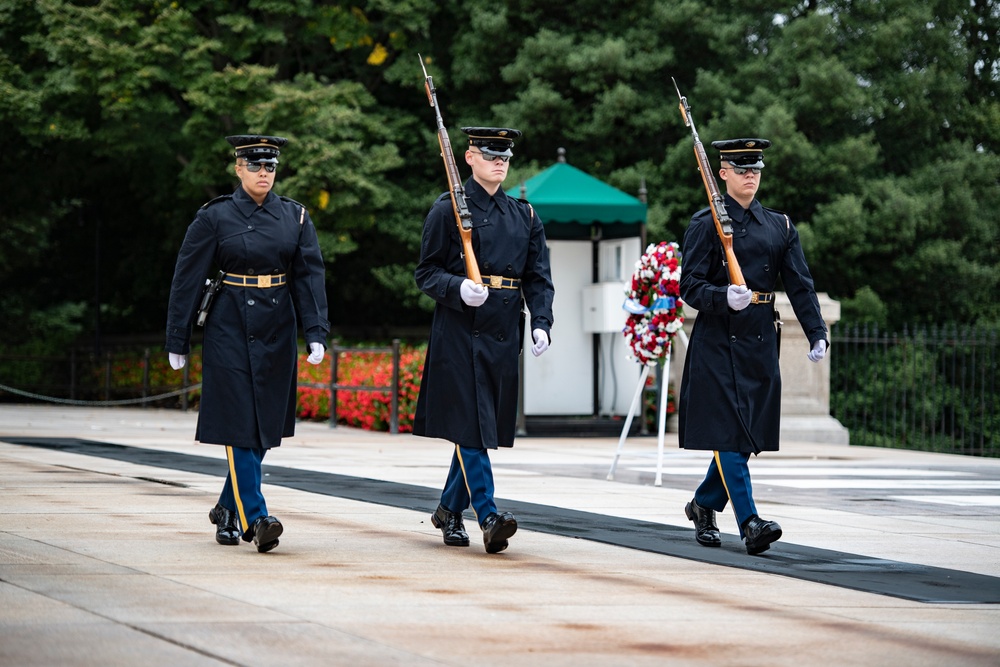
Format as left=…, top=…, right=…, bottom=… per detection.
left=165, top=135, right=330, bottom=553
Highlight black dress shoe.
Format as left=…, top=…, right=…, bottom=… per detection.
left=250, top=515, right=283, bottom=553
left=431, top=504, right=470, bottom=547
left=481, top=511, right=517, bottom=554
left=208, top=504, right=240, bottom=546
left=742, top=515, right=782, bottom=555
left=684, top=499, right=721, bottom=547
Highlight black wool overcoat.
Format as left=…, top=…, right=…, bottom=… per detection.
left=413, top=177, right=554, bottom=450
left=165, top=185, right=330, bottom=450
left=678, top=194, right=827, bottom=454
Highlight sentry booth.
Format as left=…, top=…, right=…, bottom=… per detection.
left=509, top=150, right=648, bottom=435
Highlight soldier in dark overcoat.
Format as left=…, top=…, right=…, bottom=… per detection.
left=678, top=138, right=828, bottom=555
left=165, top=135, right=330, bottom=553
left=414, top=127, right=554, bottom=554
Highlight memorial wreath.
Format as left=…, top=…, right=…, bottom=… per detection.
left=622, top=241, right=685, bottom=364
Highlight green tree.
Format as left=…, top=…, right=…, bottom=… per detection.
left=1, top=0, right=998, bottom=359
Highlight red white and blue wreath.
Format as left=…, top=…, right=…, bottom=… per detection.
left=622, top=241, right=685, bottom=364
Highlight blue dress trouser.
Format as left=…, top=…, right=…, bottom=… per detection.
left=693, top=451, right=758, bottom=537
left=218, top=446, right=268, bottom=535
left=440, top=445, right=497, bottom=526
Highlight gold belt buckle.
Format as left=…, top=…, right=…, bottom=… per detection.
left=489, top=275, right=502, bottom=289
left=258, top=275, right=272, bottom=288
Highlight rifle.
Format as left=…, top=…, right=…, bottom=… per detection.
left=419, top=54, right=483, bottom=284
left=671, top=78, right=746, bottom=287
left=195, top=270, right=225, bottom=327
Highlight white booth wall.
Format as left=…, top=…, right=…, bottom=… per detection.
left=523, top=237, right=643, bottom=417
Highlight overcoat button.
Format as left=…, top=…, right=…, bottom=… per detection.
left=730, top=336, right=737, bottom=342
left=270, top=336, right=277, bottom=343
left=473, top=330, right=480, bottom=337
left=757, top=335, right=763, bottom=341
left=247, top=299, right=255, bottom=306
left=764, top=264, right=770, bottom=272
left=271, top=298, right=278, bottom=304
left=503, top=297, right=509, bottom=304
left=506, top=264, right=513, bottom=271
left=248, top=268, right=255, bottom=275
left=497, top=333, right=505, bottom=341
left=247, top=225, right=253, bottom=229
left=484, top=263, right=490, bottom=270
left=249, top=335, right=255, bottom=342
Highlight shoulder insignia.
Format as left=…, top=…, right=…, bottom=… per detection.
left=278, top=196, right=307, bottom=225
left=200, top=194, right=233, bottom=210
left=515, top=198, right=536, bottom=220
left=761, top=206, right=792, bottom=238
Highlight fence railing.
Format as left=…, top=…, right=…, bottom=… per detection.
left=299, top=339, right=401, bottom=434
left=2, top=326, right=997, bottom=456
left=0, top=341, right=404, bottom=433
left=0, top=348, right=201, bottom=408
left=830, top=324, right=998, bottom=457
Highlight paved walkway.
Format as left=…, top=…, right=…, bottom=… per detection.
left=0, top=405, right=998, bottom=666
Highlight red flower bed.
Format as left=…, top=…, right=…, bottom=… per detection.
left=86, top=344, right=425, bottom=433
left=296, top=344, right=426, bottom=433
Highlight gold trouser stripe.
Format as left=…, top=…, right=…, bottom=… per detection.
left=226, top=446, right=250, bottom=531
left=455, top=444, right=478, bottom=522
left=713, top=451, right=733, bottom=503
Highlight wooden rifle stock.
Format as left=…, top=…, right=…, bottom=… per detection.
left=671, top=78, right=746, bottom=287
left=419, top=55, right=483, bottom=285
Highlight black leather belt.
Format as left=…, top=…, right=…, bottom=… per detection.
left=222, top=273, right=287, bottom=288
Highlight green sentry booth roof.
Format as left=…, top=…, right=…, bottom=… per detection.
left=508, top=162, right=646, bottom=240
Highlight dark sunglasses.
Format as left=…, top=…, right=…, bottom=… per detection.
left=727, top=166, right=761, bottom=175
left=470, top=150, right=511, bottom=163
left=242, top=162, right=277, bottom=173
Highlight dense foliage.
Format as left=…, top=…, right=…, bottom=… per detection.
left=2, top=0, right=998, bottom=358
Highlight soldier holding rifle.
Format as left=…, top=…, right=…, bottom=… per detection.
left=675, top=112, right=828, bottom=554
left=415, top=58, right=554, bottom=555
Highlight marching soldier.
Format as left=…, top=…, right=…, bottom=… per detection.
left=679, top=138, right=828, bottom=555
left=165, top=135, right=330, bottom=553
left=414, top=127, right=555, bottom=554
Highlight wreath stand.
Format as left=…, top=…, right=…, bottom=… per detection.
left=607, top=328, right=688, bottom=487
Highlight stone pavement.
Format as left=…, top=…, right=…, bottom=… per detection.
left=0, top=404, right=998, bottom=667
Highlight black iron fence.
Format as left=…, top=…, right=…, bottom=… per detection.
left=1, top=325, right=998, bottom=457
left=0, top=343, right=406, bottom=432
left=830, top=324, right=998, bottom=457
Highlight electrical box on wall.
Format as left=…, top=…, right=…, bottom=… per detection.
left=582, top=282, right=628, bottom=333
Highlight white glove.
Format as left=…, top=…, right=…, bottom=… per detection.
left=307, top=342, right=325, bottom=365
left=459, top=278, right=489, bottom=307
left=727, top=284, right=752, bottom=311
left=531, top=329, right=549, bottom=357
left=807, top=339, right=827, bottom=363
left=168, top=353, right=187, bottom=371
